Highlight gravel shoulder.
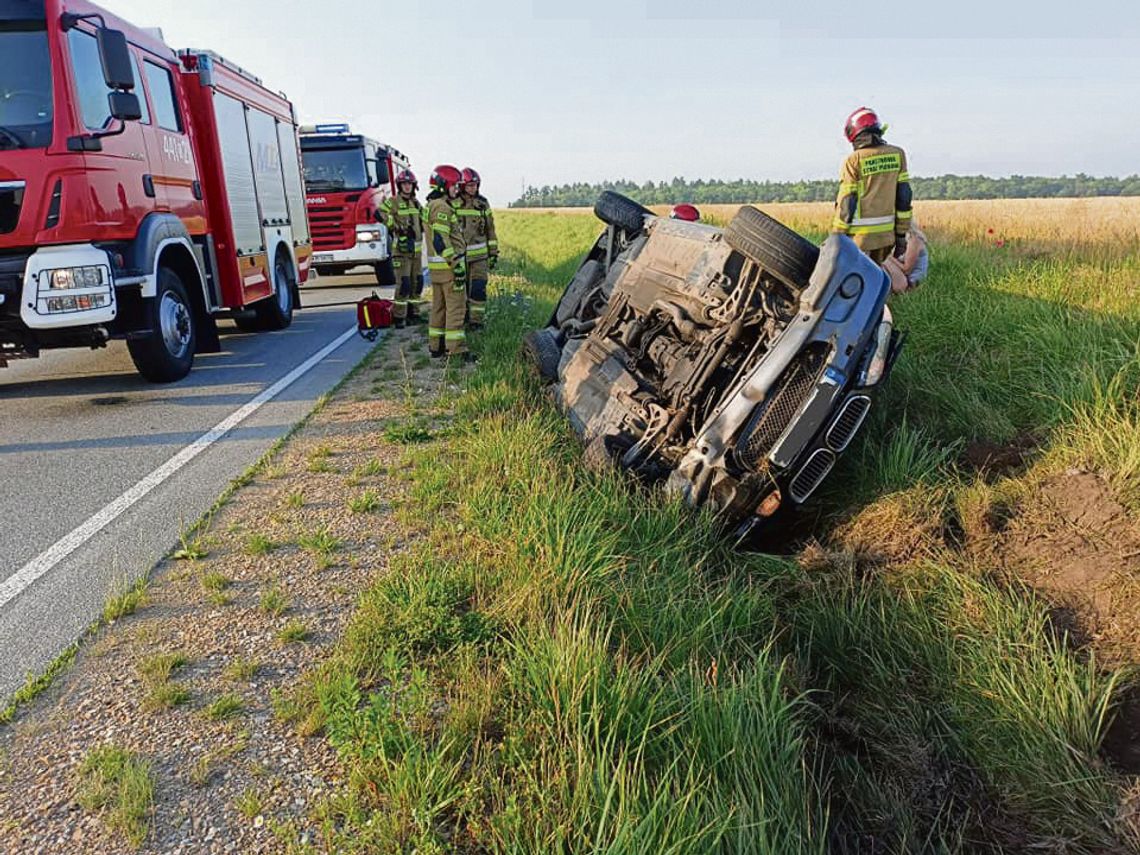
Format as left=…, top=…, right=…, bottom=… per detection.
left=0, top=325, right=457, bottom=853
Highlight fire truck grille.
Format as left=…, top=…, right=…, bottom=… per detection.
left=308, top=204, right=354, bottom=251
left=0, top=252, right=30, bottom=316
left=734, top=343, right=828, bottom=471
left=0, top=183, right=25, bottom=235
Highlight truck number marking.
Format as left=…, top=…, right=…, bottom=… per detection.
left=162, top=134, right=193, bottom=165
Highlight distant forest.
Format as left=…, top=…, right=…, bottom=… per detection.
left=510, top=175, right=1140, bottom=207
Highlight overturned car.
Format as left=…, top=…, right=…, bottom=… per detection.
left=523, top=192, right=904, bottom=539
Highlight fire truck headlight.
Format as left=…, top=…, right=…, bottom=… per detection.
left=47, top=265, right=108, bottom=290
left=356, top=230, right=378, bottom=243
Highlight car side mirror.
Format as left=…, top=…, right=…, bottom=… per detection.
left=108, top=90, right=142, bottom=122
left=96, top=28, right=135, bottom=91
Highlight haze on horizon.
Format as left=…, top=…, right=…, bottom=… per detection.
left=98, top=0, right=1140, bottom=204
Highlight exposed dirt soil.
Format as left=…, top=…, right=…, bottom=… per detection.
left=996, top=471, right=1140, bottom=664
left=961, top=433, right=1039, bottom=480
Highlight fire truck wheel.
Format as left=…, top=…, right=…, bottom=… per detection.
left=253, top=255, right=296, bottom=331
left=128, top=267, right=196, bottom=383
left=375, top=259, right=396, bottom=288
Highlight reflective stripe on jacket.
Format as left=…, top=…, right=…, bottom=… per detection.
left=426, top=193, right=464, bottom=271
left=832, top=142, right=912, bottom=252
left=381, top=193, right=424, bottom=251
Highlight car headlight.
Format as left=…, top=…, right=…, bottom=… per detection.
left=47, top=265, right=108, bottom=290
left=859, top=305, right=894, bottom=387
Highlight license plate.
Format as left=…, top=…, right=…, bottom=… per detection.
left=312, top=253, right=334, bottom=264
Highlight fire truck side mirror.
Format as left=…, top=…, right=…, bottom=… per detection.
left=96, top=28, right=136, bottom=92
left=108, top=91, right=143, bottom=123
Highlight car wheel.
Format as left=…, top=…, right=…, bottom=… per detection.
left=555, top=259, right=603, bottom=327
left=522, top=328, right=561, bottom=380
left=582, top=434, right=632, bottom=473
left=724, top=206, right=820, bottom=290
left=594, top=191, right=652, bottom=236
left=128, top=267, right=196, bottom=383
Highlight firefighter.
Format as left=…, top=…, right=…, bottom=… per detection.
left=425, top=165, right=472, bottom=360
left=380, top=168, right=424, bottom=328
left=832, top=107, right=913, bottom=264
left=458, top=168, right=498, bottom=329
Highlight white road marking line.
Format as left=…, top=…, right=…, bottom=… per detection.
left=0, top=325, right=361, bottom=611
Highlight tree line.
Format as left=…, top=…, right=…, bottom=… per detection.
left=510, top=175, right=1140, bottom=207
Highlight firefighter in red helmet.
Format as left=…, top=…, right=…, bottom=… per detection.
left=380, top=168, right=424, bottom=327
left=670, top=204, right=700, bottom=222
left=457, top=168, right=497, bottom=329
left=832, top=107, right=913, bottom=264
left=425, top=165, right=472, bottom=360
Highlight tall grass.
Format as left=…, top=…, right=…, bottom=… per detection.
left=292, top=210, right=1138, bottom=852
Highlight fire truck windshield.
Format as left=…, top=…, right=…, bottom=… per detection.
left=0, top=17, right=53, bottom=149
left=301, top=146, right=368, bottom=192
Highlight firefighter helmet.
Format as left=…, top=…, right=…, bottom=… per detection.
left=844, top=107, right=882, bottom=143
left=461, top=167, right=481, bottom=188
left=670, top=204, right=700, bottom=222
left=395, top=168, right=418, bottom=190
left=430, top=165, right=462, bottom=194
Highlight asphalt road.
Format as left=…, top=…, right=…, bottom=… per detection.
left=0, top=271, right=391, bottom=704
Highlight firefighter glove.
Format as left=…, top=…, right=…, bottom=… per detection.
left=453, top=257, right=467, bottom=279
left=489, top=254, right=498, bottom=270
left=893, top=235, right=908, bottom=260
left=397, top=236, right=414, bottom=253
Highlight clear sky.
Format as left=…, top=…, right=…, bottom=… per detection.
left=98, top=0, right=1140, bottom=203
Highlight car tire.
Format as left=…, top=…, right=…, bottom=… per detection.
left=128, top=267, right=196, bottom=383
left=582, top=434, right=632, bottom=473
left=594, top=191, right=652, bottom=236
left=253, top=254, right=296, bottom=331
left=375, top=259, right=396, bottom=287
left=724, top=206, right=820, bottom=290
left=555, top=259, right=603, bottom=327
left=522, top=327, right=561, bottom=380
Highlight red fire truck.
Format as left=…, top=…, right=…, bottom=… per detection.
left=0, top=0, right=312, bottom=382
left=299, top=124, right=409, bottom=286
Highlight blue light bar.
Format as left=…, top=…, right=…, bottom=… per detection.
left=315, top=123, right=350, bottom=134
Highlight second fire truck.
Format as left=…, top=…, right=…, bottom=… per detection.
left=299, top=124, right=409, bottom=286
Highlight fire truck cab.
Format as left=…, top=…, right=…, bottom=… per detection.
left=299, top=124, right=409, bottom=285
left=0, top=0, right=312, bottom=382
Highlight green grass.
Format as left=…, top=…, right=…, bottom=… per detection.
left=0, top=644, right=77, bottom=725
left=271, top=212, right=1140, bottom=852
left=142, top=681, right=190, bottom=712
left=223, top=656, right=261, bottom=682
left=298, top=528, right=341, bottom=557
left=277, top=620, right=311, bottom=645
left=347, top=490, right=382, bottom=514
left=204, top=693, right=244, bottom=721
left=245, top=532, right=276, bottom=556
left=259, top=584, right=289, bottom=617
left=102, top=578, right=147, bottom=623
left=76, top=745, right=154, bottom=847
left=137, top=652, right=187, bottom=684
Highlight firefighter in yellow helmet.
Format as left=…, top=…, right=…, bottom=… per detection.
left=457, top=168, right=497, bottom=329
left=425, top=165, right=473, bottom=361
left=380, top=168, right=424, bottom=328
left=832, top=107, right=913, bottom=264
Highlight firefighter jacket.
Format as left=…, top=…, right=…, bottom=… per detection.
left=426, top=191, right=465, bottom=273
left=456, top=193, right=494, bottom=260
left=832, top=138, right=913, bottom=253
left=381, top=192, right=423, bottom=253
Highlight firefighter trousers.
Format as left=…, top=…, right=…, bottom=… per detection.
left=428, top=269, right=468, bottom=354
left=467, top=258, right=489, bottom=326
left=865, top=246, right=893, bottom=264
left=391, top=252, right=419, bottom=321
